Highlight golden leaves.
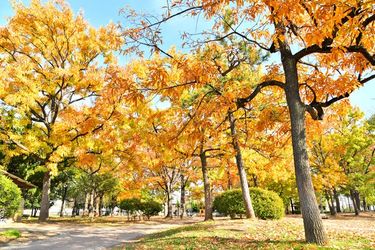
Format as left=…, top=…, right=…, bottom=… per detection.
left=0, top=0, right=124, bottom=175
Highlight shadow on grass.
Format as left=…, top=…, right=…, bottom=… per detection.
left=129, top=235, right=306, bottom=250
left=142, top=223, right=214, bottom=241
left=135, top=222, right=308, bottom=249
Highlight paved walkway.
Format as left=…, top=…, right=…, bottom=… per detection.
left=1, top=220, right=192, bottom=250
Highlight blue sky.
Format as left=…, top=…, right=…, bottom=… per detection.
left=1, top=0, right=374, bottom=117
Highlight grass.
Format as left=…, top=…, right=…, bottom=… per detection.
left=0, top=229, right=21, bottom=243
left=118, top=216, right=374, bottom=250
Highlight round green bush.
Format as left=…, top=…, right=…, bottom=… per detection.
left=0, top=174, right=22, bottom=218
left=213, top=187, right=284, bottom=220
left=250, top=187, right=284, bottom=219
left=141, top=200, right=163, bottom=219
left=213, top=189, right=245, bottom=218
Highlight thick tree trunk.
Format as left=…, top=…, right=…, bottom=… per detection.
left=200, top=152, right=213, bottom=221
left=228, top=111, right=256, bottom=219
left=180, top=175, right=186, bottom=219
left=39, top=171, right=51, bottom=222
left=282, top=54, right=327, bottom=244
left=333, top=188, right=341, bottom=213
left=59, top=186, right=67, bottom=217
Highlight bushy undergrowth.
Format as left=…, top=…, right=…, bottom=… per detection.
left=213, top=187, right=284, bottom=219
left=0, top=174, right=22, bottom=218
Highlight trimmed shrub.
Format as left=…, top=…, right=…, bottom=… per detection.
left=250, top=187, right=284, bottom=219
left=0, top=174, right=22, bottom=218
left=213, top=189, right=245, bottom=219
left=213, top=187, right=284, bottom=220
left=141, top=200, right=163, bottom=219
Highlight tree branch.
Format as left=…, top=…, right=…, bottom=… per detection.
left=236, top=80, right=285, bottom=109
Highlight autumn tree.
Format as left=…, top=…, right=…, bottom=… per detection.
left=124, top=0, right=375, bottom=244
left=0, top=0, right=122, bottom=221
left=123, top=41, right=265, bottom=220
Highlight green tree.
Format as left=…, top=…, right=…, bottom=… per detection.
left=119, top=198, right=142, bottom=220
left=331, top=110, right=375, bottom=215
left=141, top=200, right=163, bottom=220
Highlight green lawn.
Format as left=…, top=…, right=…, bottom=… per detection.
left=0, top=229, right=21, bottom=244
left=119, top=216, right=374, bottom=250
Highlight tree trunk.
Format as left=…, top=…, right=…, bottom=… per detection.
left=165, top=191, right=173, bottom=218
left=228, top=111, right=256, bottom=219
left=72, top=198, right=77, bottom=217
left=200, top=152, right=213, bottom=221
left=39, top=170, right=51, bottom=222
left=60, top=185, right=67, bottom=217
left=89, top=190, right=94, bottom=217
left=84, top=193, right=89, bottom=216
left=354, top=191, right=361, bottom=212
left=329, top=193, right=336, bottom=216
left=350, top=190, right=359, bottom=216
left=325, top=191, right=336, bottom=216
left=362, top=197, right=367, bottom=212
left=99, top=195, right=103, bottom=216
left=95, top=195, right=100, bottom=217
left=282, top=54, right=327, bottom=244
left=290, top=198, right=295, bottom=214
left=180, top=175, right=186, bottom=219
left=226, top=165, right=232, bottom=190
left=252, top=174, right=258, bottom=187
left=347, top=196, right=352, bottom=212
left=333, top=188, right=341, bottom=213
left=31, top=196, right=35, bottom=217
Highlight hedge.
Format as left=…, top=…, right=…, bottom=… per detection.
left=213, top=187, right=284, bottom=220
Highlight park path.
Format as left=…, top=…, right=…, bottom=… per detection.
left=1, top=219, right=195, bottom=250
